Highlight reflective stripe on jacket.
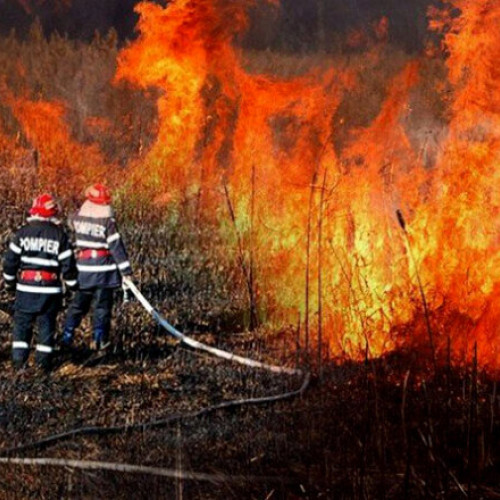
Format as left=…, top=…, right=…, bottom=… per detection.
left=3, top=217, right=77, bottom=312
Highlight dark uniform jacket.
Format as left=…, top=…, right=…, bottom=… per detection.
left=71, top=201, right=132, bottom=289
left=3, top=217, right=77, bottom=312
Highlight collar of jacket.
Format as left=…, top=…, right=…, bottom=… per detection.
left=27, top=216, right=61, bottom=225
left=78, top=200, right=114, bottom=218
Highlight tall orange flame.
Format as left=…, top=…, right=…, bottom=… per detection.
left=0, top=80, right=113, bottom=194
left=114, top=0, right=500, bottom=369
left=425, top=0, right=500, bottom=367
left=1, top=0, right=495, bottom=369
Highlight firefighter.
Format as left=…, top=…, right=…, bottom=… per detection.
left=62, top=183, right=132, bottom=351
left=2, top=193, right=78, bottom=371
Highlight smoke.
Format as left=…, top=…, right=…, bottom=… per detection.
left=2, top=0, right=435, bottom=51
left=1, top=0, right=138, bottom=40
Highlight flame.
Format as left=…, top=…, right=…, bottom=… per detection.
left=0, top=82, right=113, bottom=194
left=423, top=0, right=500, bottom=367
left=1, top=0, right=498, bottom=369
left=113, top=0, right=500, bottom=369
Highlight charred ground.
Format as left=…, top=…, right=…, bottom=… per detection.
left=0, top=207, right=499, bottom=499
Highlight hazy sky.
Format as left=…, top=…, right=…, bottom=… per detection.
left=0, top=0, right=433, bottom=51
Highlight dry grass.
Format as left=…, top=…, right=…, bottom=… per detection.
left=0, top=28, right=497, bottom=500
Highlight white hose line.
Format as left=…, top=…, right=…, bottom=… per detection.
left=0, top=457, right=292, bottom=484
left=0, top=279, right=309, bottom=460
left=123, top=277, right=303, bottom=377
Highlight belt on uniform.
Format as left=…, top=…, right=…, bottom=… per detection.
left=20, top=270, right=58, bottom=282
left=79, top=249, right=111, bottom=260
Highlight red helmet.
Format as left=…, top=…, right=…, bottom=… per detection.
left=85, top=183, right=112, bottom=205
left=29, top=193, right=59, bottom=218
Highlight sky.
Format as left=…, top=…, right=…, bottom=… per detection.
left=0, top=0, right=433, bottom=51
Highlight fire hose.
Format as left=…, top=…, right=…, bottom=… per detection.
left=122, top=275, right=310, bottom=403
left=0, top=278, right=309, bottom=459
left=122, top=277, right=304, bottom=377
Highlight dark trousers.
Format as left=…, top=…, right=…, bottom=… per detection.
left=12, top=298, right=60, bottom=370
left=64, top=288, right=114, bottom=345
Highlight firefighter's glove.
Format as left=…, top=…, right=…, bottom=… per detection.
left=4, top=281, right=16, bottom=294
left=122, top=281, right=132, bottom=303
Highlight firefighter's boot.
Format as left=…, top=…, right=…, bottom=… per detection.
left=93, top=327, right=110, bottom=351
left=61, top=324, right=76, bottom=347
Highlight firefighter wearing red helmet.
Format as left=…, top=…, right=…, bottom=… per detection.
left=2, top=193, right=78, bottom=371
left=62, top=183, right=132, bottom=350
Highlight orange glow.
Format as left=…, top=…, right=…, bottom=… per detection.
left=4, top=89, right=113, bottom=194
left=13, top=99, right=109, bottom=189
left=3, top=0, right=498, bottom=370
left=113, top=0, right=500, bottom=369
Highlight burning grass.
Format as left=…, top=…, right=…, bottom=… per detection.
left=0, top=0, right=499, bottom=495
left=0, top=198, right=499, bottom=498
left=1, top=0, right=498, bottom=367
